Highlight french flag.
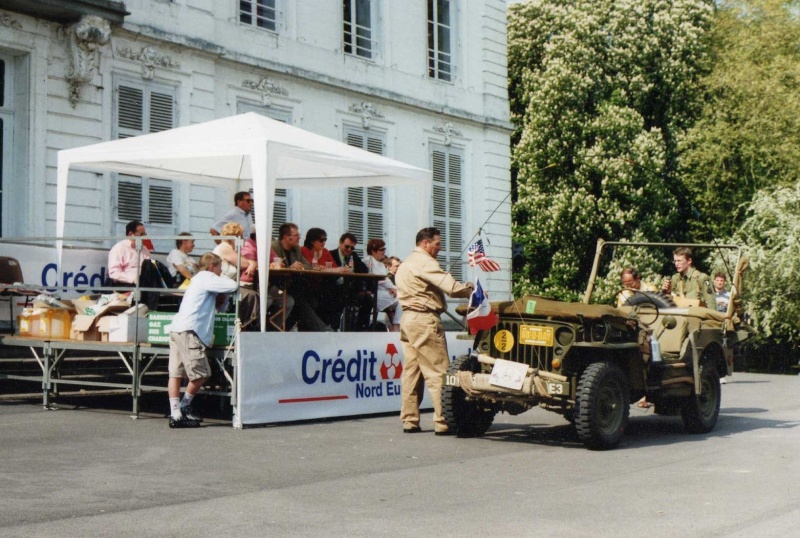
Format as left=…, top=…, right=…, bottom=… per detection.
left=467, top=278, right=499, bottom=334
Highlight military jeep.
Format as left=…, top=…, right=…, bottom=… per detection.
left=443, top=240, right=754, bottom=450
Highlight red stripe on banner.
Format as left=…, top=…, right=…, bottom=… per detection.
left=278, top=395, right=350, bottom=404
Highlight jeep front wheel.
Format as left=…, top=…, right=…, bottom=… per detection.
left=681, top=360, right=720, bottom=434
left=442, top=355, right=496, bottom=437
left=575, top=361, right=630, bottom=450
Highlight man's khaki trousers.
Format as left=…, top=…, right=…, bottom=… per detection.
left=399, top=312, right=449, bottom=432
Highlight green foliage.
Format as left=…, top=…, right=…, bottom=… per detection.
left=508, top=0, right=714, bottom=299
left=591, top=244, right=669, bottom=305
left=734, top=183, right=800, bottom=342
left=680, top=0, right=800, bottom=239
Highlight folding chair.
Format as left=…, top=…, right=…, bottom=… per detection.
left=0, top=257, right=39, bottom=333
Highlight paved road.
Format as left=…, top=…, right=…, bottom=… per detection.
left=0, top=372, right=798, bottom=537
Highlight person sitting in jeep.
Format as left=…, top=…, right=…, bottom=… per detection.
left=617, top=267, right=658, bottom=307
left=661, top=247, right=715, bottom=308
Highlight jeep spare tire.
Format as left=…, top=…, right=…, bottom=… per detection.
left=624, top=291, right=676, bottom=308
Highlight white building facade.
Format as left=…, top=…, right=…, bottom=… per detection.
left=0, top=0, right=513, bottom=298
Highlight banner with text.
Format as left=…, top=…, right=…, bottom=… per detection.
left=238, top=332, right=472, bottom=425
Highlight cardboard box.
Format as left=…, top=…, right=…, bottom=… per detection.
left=71, top=314, right=102, bottom=341
left=148, top=312, right=235, bottom=346
left=98, top=314, right=149, bottom=343
left=70, top=299, right=132, bottom=341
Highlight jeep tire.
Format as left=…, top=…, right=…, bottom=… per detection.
left=442, top=355, right=496, bottom=437
left=681, top=360, right=721, bottom=434
left=575, top=361, right=630, bottom=450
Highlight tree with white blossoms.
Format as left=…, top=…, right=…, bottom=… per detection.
left=508, top=0, right=714, bottom=300
left=733, top=184, right=800, bottom=343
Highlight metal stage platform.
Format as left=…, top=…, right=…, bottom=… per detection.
left=0, top=335, right=236, bottom=417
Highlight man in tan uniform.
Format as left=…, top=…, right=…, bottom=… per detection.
left=395, top=227, right=473, bottom=435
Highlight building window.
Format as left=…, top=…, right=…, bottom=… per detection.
left=428, top=0, right=453, bottom=82
left=240, top=0, right=278, bottom=32
left=343, top=0, right=374, bottom=59
left=345, top=127, right=385, bottom=253
left=237, top=102, right=293, bottom=238
left=113, top=79, right=177, bottom=247
left=431, top=144, right=463, bottom=281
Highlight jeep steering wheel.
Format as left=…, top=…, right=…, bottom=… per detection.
left=622, top=289, right=660, bottom=327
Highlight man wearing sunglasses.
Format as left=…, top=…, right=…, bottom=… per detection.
left=327, top=232, right=370, bottom=330
left=209, top=191, right=253, bottom=240
left=330, top=232, right=369, bottom=274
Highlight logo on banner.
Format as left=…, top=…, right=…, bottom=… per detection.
left=379, top=343, right=402, bottom=380
left=300, top=343, right=404, bottom=399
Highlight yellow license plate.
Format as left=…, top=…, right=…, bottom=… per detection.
left=519, top=325, right=554, bottom=347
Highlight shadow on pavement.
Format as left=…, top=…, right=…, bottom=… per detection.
left=465, top=407, right=800, bottom=451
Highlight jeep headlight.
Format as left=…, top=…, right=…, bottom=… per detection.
left=556, top=327, right=574, bottom=346
left=591, top=322, right=608, bottom=342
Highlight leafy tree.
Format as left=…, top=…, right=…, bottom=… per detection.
left=680, top=0, right=800, bottom=239
left=509, top=0, right=714, bottom=300
left=734, top=183, right=800, bottom=342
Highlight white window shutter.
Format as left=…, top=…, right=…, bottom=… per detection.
left=345, top=128, right=385, bottom=245
left=113, top=80, right=177, bottom=246
left=148, top=182, right=173, bottom=225
left=117, top=86, right=143, bottom=138
left=431, top=145, right=463, bottom=281
left=117, top=176, right=143, bottom=222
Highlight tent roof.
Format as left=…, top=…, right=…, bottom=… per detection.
left=57, top=112, right=431, bottom=189
left=56, top=112, right=433, bottom=332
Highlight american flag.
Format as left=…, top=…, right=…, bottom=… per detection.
left=467, top=239, right=501, bottom=272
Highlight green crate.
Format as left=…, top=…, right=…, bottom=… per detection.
left=147, top=312, right=236, bottom=346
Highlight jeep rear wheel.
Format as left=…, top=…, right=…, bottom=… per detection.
left=442, top=355, right=496, bottom=437
left=681, top=360, right=720, bottom=434
left=575, top=362, right=630, bottom=450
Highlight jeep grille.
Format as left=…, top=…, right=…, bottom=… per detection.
left=481, top=320, right=574, bottom=371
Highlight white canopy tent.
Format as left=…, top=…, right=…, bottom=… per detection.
left=56, top=112, right=433, bottom=330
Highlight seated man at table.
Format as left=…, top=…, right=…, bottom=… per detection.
left=325, top=232, right=373, bottom=331
left=270, top=223, right=332, bottom=332
left=106, top=220, right=169, bottom=310
left=242, top=231, right=294, bottom=322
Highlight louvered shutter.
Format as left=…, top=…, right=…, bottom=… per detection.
left=345, top=128, right=385, bottom=252
left=113, top=81, right=176, bottom=248
left=431, top=145, right=463, bottom=281
left=117, top=175, right=143, bottom=222
left=148, top=182, right=173, bottom=225
left=117, top=86, right=143, bottom=137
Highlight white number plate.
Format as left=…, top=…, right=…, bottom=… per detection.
left=545, top=381, right=569, bottom=396
left=443, top=373, right=460, bottom=387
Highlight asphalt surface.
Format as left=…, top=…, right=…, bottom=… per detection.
left=0, top=372, right=798, bottom=538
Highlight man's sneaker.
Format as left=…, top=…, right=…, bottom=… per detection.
left=181, top=405, right=203, bottom=422
left=169, top=415, right=200, bottom=429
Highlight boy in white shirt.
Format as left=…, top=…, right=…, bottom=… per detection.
left=167, top=253, right=237, bottom=428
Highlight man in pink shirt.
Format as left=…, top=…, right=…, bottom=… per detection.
left=106, top=220, right=163, bottom=309
left=108, top=220, right=151, bottom=284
